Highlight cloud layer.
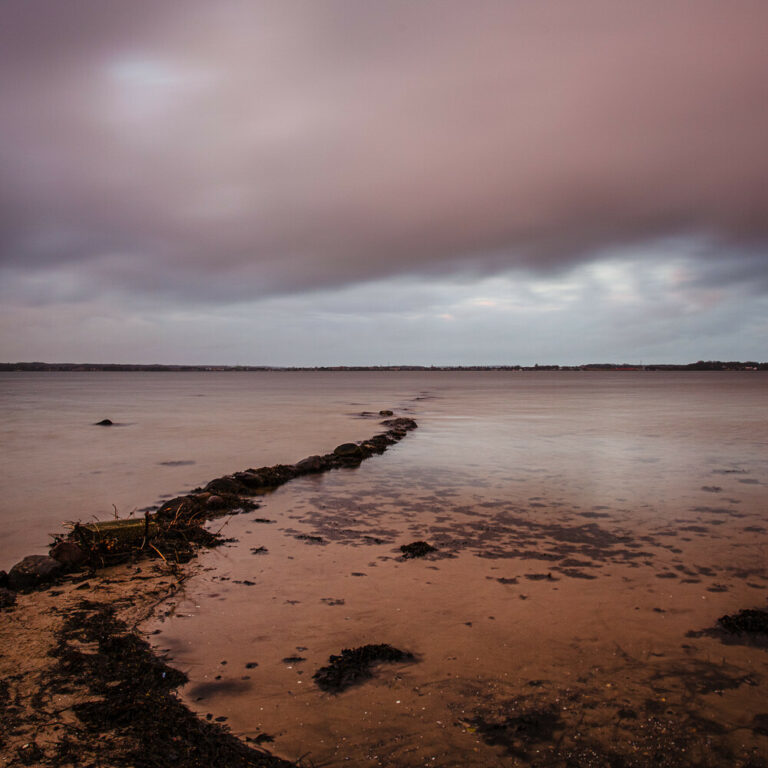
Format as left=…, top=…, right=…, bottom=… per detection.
left=2, top=0, right=768, bottom=306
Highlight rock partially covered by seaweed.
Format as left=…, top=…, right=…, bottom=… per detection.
left=313, top=644, right=416, bottom=693
left=380, top=417, right=417, bottom=435
left=294, top=455, right=329, bottom=474
left=334, top=442, right=363, bottom=458
left=8, top=555, right=63, bottom=591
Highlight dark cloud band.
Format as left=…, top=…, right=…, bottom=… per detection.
left=1, top=1, right=767, bottom=302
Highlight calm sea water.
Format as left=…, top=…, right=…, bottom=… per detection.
left=0, top=370, right=765, bottom=570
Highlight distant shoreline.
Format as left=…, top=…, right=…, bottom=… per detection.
left=0, top=361, right=765, bottom=372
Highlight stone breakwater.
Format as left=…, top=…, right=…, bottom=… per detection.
left=0, top=413, right=417, bottom=768
left=0, top=416, right=418, bottom=596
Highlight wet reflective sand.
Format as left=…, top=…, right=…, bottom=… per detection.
left=145, top=374, right=768, bottom=766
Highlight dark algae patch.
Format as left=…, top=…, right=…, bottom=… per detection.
left=719, top=609, right=768, bottom=635
left=400, top=540, right=437, bottom=558
left=313, top=644, right=417, bottom=693
left=465, top=685, right=768, bottom=768
left=469, top=707, right=562, bottom=758
left=42, top=599, right=293, bottom=768
left=688, top=609, right=768, bottom=649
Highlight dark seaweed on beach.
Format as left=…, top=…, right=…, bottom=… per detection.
left=400, top=541, right=437, bottom=558
left=312, top=644, right=416, bottom=693
left=718, top=609, right=768, bottom=635
left=43, top=599, right=293, bottom=767
left=470, top=707, right=562, bottom=758
left=687, top=608, right=768, bottom=650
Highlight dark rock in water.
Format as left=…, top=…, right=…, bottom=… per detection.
left=718, top=609, right=768, bottom=635
left=380, top=417, right=417, bottom=431
left=239, top=464, right=297, bottom=488
left=334, top=443, right=362, bottom=458
left=0, top=570, right=7, bottom=587
left=8, top=554, right=63, bottom=590
left=0, top=587, right=16, bottom=609
left=206, top=495, right=225, bottom=509
left=295, top=455, right=329, bottom=473
left=379, top=409, right=394, bottom=416
left=313, top=644, right=416, bottom=693
left=95, top=418, right=113, bottom=426
left=50, top=541, right=87, bottom=568
left=233, top=470, right=265, bottom=488
left=400, top=541, right=437, bottom=559
left=205, top=477, right=244, bottom=495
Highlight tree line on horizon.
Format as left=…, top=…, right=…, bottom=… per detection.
left=0, top=361, right=765, bottom=372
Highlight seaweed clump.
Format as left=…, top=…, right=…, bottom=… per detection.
left=313, top=644, right=416, bottom=693
left=400, top=541, right=437, bottom=559
left=44, top=599, right=293, bottom=767
left=718, top=609, right=768, bottom=635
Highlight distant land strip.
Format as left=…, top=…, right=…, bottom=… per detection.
left=1, top=361, right=765, bottom=372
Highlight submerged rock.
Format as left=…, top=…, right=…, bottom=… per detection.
left=233, top=470, right=265, bottom=489
left=205, top=477, right=244, bottom=495
left=295, top=455, right=329, bottom=473
left=380, top=417, right=417, bottom=431
left=378, top=409, right=394, bottom=416
left=95, top=418, right=113, bottom=426
left=8, top=555, right=63, bottom=591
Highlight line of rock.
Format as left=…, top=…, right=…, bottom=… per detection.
left=0, top=416, right=418, bottom=602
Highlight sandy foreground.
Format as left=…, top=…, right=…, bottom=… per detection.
left=0, top=558, right=301, bottom=767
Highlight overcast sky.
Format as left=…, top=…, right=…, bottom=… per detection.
left=1, top=1, right=766, bottom=365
